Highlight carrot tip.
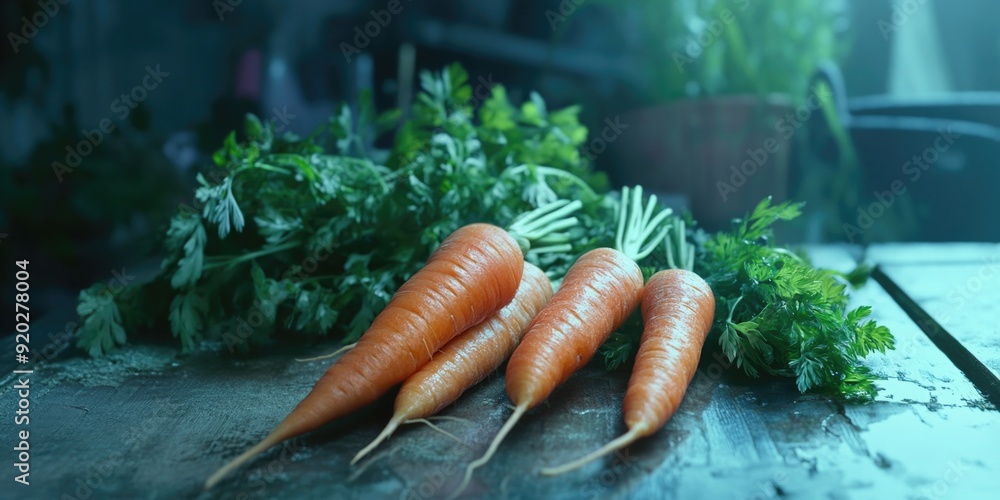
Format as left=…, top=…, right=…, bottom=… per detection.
left=448, top=403, right=528, bottom=500
left=204, top=430, right=286, bottom=490
left=540, top=425, right=645, bottom=477
left=351, top=416, right=403, bottom=466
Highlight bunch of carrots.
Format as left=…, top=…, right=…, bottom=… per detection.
left=205, top=187, right=719, bottom=495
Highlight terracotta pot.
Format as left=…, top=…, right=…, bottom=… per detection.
left=608, top=95, right=795, bottom=231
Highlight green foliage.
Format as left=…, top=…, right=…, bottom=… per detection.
left=76, top=63, right=609, bottom=355
left=601, top=198, right=894, bottom=401
left=75, top=286, right=128, bottom=357
left=584, top=0, right=848, bottom=102
left=698, top=198, right=893, bottom=399
left=169, top=290, right=208, bottom=352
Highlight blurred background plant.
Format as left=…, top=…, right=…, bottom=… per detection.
left=573, top=0, right=855, bottom=232
left=587, top=0, right=849, bottom=104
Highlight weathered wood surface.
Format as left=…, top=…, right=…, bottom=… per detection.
left=867, top=243, right=1000, bottom=380
left=1, top=245, right=999, bottom=499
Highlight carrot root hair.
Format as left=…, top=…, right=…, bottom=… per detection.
left=405, top=419, right=468, bottom=448
left=204, top=429, right=287, bottom=490
left=540, top=424, right=647, bottom=476
left=294, top=342, right=358, bottom=363
left=351, top=415, right=404, bottom=465
left=425, top=415, right=471, bottom=424
left=449, top=403, right=528, bottom=500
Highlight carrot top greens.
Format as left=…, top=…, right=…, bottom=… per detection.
left=602, top=198, right=894, bottom=401
left=76, top=63, right=611, bottom=356
left=697, top=198, right=894, bottom=401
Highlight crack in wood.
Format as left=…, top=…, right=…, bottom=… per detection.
left=871, top=266, right=1000, bottom=409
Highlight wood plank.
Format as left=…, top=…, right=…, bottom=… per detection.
left=870, top=243, right=1000, bottom=380
left=2, top=246, right=998, bottom=499
left=864, top=243, right=999, bottom=266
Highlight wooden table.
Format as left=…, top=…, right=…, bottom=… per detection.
left=3, top=244, right=999, bottom=499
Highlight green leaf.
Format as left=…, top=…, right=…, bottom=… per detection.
left=76, top=285, right=128, bottom=356
left=245, top=114, right=264, bottom=143
left=168, top=214, right=207, bottom=289
left=167, top=214, right=207, bottom=289
left=169, top=290, right=208, bottom=352
left=212, top=177, right=245, bottom=239
left=693, top=197, right=894, bottom=401
left=376, top=108, right=402, bottom=135
left=253, top=207, right=303, bottom=245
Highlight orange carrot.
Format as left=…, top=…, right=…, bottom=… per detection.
left=542, top=268, right=715, bottom=475
left=453, top=247, right=645, bottom=495
left=352, top=262, right=553, bottom=464
left=205, top=223, right=524, bottom=489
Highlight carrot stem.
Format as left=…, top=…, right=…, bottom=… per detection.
left=450, top=403, right=528, bottom=499
left=664, top=219, right=694, bottom=271
left=504, top=165, right=597, bottom=197
left=540, top=424, right=646, bottom=476
left=294, top=342, right=357, bottom=363
left=202, top=241, right=300, bottom=271
left=506, top=199, right=582, bottom=253
left=615, top=185, right=673, bottom=262
left=526, top=243, right=573, bottom=256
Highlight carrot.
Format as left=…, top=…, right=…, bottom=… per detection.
left=452, top=247, right=646, bottom=496
left=205, top=223, right=524, bottom=489
left=541, top=268, right=715, bottom=475
left=448, top=186, right=676, bottom=496
left=205, top=200, right=583, bottom=489
left=351, top=262, right=553, bottom=464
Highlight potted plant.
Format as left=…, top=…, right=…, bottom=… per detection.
left=582, top=0, right=848, bottom=230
